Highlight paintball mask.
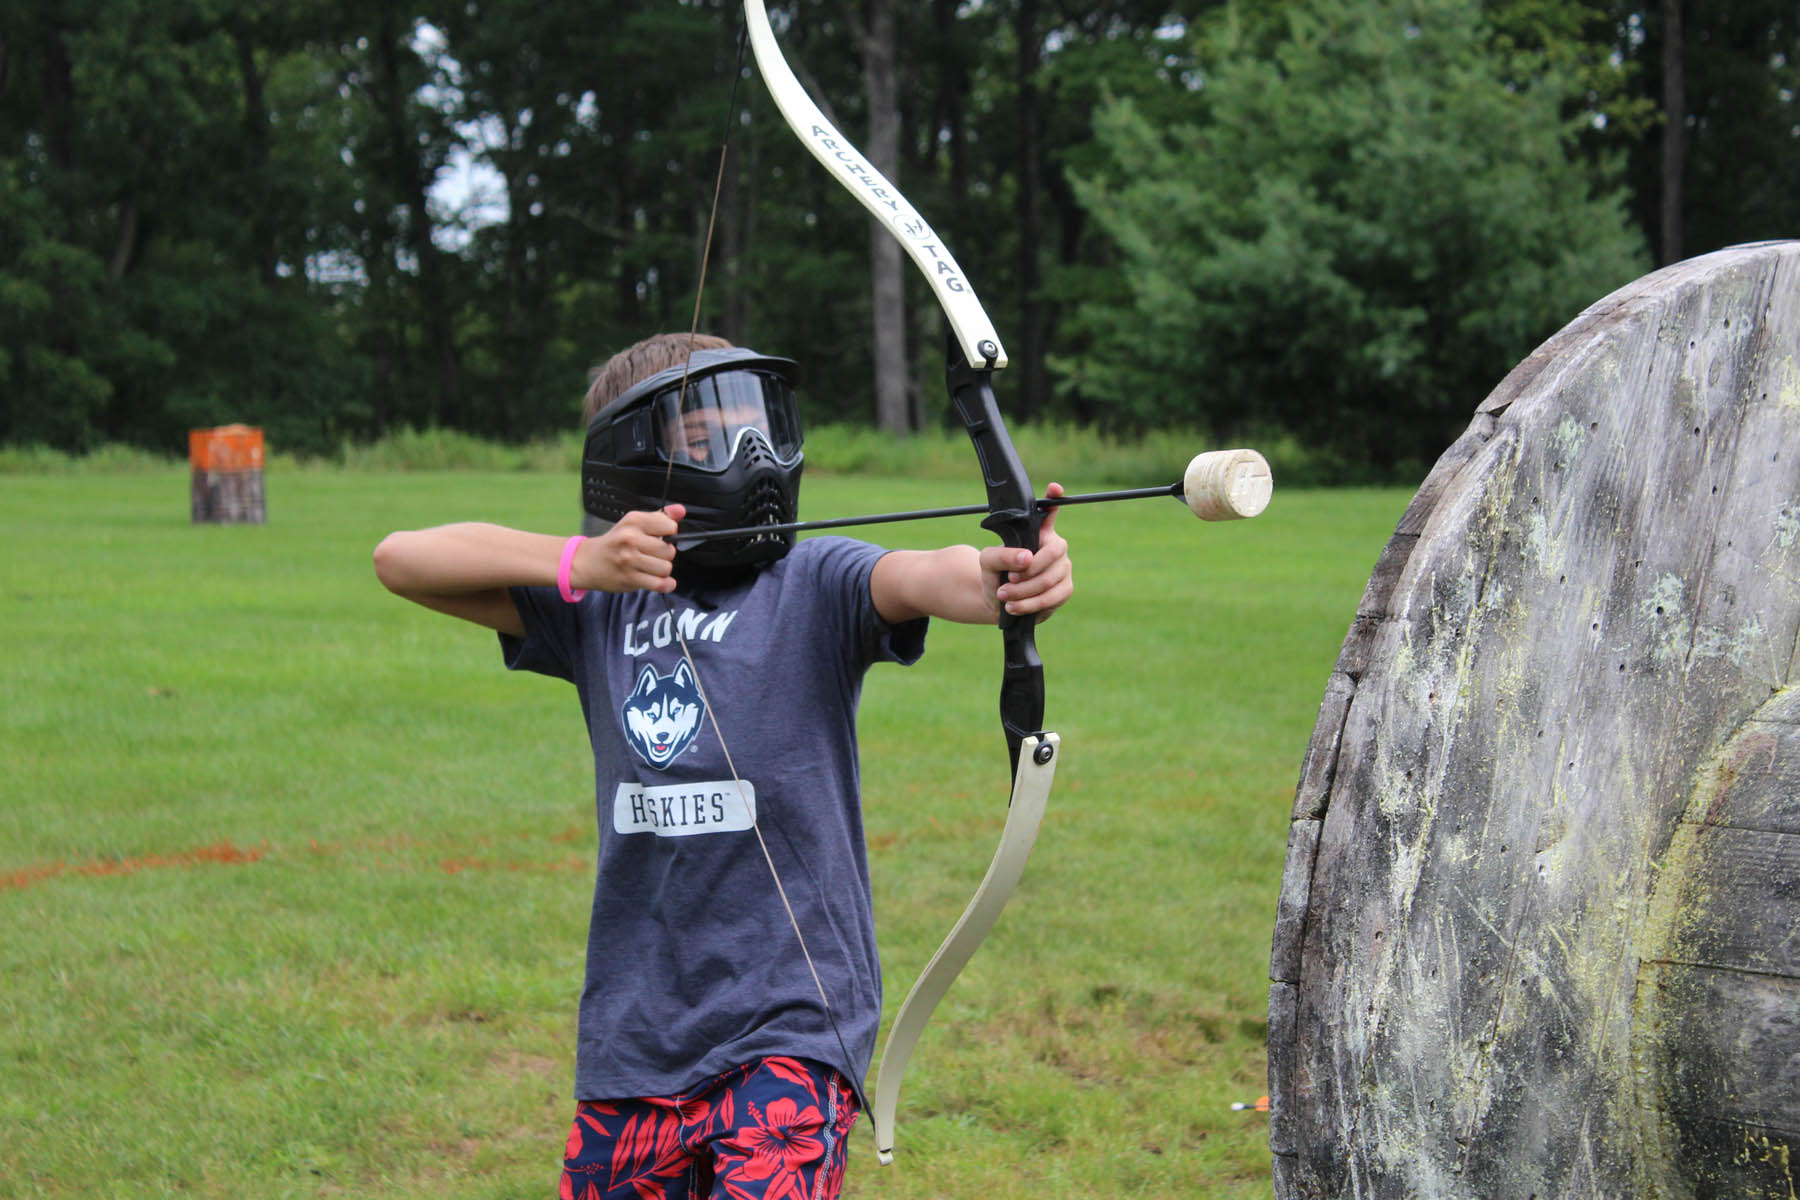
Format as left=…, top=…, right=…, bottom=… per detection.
left=581, top=347, right=805, bottom=571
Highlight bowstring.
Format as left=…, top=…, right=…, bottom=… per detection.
left=656, top=16, right=872, bottom=1121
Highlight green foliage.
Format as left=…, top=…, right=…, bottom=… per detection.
left=0, top=441, right=175, bottom=474
left=331, top=426, right=577, bottom=473
left=0, top=161, right=116, bottom=451
left=1484, top=0, right=1660, bottom=139
left=3, top=0, right=1793, bottom=470
left=1603, top=1, right=1800, bottom=259
left=1057, top=0, right=1650, bottom=474
left=1, top=0, right=369, bottom=455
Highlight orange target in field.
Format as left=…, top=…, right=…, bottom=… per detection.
left=188, top=424, right=265, bottom=523
left=1269, top=242, right=1800, bottom=1198
left=187, top=424, right=263, bottom=472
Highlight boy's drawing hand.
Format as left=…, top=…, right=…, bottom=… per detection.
left=980, top=482, right=1072, bottom=621
left=582, top=505, right=684, bottom=594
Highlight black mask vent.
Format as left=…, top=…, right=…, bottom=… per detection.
left=741, top=472, right=790, bottom=550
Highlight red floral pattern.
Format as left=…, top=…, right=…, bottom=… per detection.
left=560, top=1057, right=858, bottom=1200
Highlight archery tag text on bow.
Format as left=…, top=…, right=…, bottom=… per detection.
left=804, top=124, right=970, bottom=296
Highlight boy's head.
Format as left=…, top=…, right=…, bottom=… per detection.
left=580, top=333, right=805, bottom=575
left=582, top=332, right=733, bottom=429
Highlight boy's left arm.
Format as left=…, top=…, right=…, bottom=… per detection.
left=870, top=483, right=1073, bottom=626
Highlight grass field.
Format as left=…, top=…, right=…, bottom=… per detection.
left=0, top=463, right=1411, bottom=1197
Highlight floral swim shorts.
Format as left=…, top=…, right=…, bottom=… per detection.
left=560, top=1056, right=860, bottom=1200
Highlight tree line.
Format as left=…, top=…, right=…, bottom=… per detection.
left=2, top=0, right=1795, bottom=477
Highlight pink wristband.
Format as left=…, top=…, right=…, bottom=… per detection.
left=557, top=535, right=588, bottom=603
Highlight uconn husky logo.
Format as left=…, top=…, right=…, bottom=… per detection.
left=622, top=661, right=706, bottom=767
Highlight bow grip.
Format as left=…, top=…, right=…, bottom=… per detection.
left=946, top=336, right=1046, bottom=774
left=947, top=341, right=1037, bottom=557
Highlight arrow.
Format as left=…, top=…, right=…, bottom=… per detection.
left=671, top=448, right=1272, bottom=548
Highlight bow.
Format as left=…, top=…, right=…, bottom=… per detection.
left=740, top=0, right=1059, bottom=1164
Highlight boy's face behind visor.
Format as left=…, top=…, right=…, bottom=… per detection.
left=654, top=371, right=804, bottom=470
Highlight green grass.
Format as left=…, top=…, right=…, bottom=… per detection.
left=0, top=463, right=1411, bottom=1197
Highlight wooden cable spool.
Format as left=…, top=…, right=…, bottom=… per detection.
left=1269, top=241, right=1800, bottom=1199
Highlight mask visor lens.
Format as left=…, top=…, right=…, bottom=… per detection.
left=654, top=372, right=802, bottom=470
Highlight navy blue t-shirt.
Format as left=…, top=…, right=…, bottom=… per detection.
left=501, top=536, right=925, bottom=1101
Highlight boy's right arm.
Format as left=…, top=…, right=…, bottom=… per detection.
left=372, top=509, right=684, bottom=636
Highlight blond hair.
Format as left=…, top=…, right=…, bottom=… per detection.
left=582, top=332, right=734, bottom=427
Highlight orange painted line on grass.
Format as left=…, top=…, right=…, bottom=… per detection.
left=4, top=834, right=593, bottom=892
left=439, top=855, right=590, bottom=876
left=1, top=840, right=269, bottom=892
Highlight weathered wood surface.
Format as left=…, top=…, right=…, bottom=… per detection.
left=190, top=468, right=266, bottom=524
left=1269, top=241, right=1800, bottom=1199
left=1639, top=690, right=1800, bottom=1198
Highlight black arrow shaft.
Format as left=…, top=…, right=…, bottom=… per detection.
left=671, top=481, right=1182, bottom=548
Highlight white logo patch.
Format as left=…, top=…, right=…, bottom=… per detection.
left=613, top=780, right=756, bottom=837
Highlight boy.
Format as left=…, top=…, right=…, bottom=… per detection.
left=372, top=333, right=1072, bottom=1198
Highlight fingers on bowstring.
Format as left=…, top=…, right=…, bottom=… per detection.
left=1037, top=481, right=1066, bottom=542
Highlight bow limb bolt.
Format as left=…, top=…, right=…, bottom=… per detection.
left=741, top=0, right=1059, bottom=1165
